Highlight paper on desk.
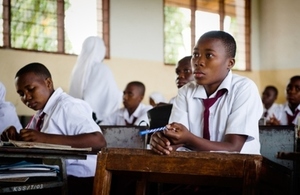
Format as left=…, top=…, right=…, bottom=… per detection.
left=209, top=151, right=240, bottom=154
left=0, top=177, right=29, bottom=182
left=8, top=140, right=92, bottom=151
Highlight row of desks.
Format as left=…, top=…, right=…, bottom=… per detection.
left=93, top=148, right=292, bottom=195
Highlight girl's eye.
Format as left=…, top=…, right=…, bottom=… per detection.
left=193, top=53, right=199, bottom=58
left=183, top=69, right=192, bottom=74
left=206, top=53, right=213, bottom=58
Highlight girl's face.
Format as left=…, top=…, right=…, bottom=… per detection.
left=286, top=78, right=300, bottom=105
left=175, top=59, right=194, bottom=89
left=191, top=38, right=235, bottom=96
left=15, top=72, right=53, bottom=111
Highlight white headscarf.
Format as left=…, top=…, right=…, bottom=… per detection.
left=0, top=82, right=22, bottom=133
left=150, top=92, right=166, bottom=104
left=69, top=36, right=122, bottom=122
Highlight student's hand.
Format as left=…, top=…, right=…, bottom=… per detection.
left=1, top=126, right=20, bottom=141
left=150, top=131, right=173, bottom=155
left=19, top=129, right=46, bottom=142
left=266, top=114, right=280, bottom=126
left=163, top=122, right=192, bottom=145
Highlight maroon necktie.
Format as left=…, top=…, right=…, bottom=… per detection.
left=36, top=112, right=46, bottom=131
left=125, top=117, right=137, bottom=126
left=202, top=89, right=227, bottom=140
left=263, top=111, right=268, bottom=118
left=286, top=109, right=299, bottom=125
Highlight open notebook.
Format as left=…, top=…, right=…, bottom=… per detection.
left=0, top=140, right=92, bottom=151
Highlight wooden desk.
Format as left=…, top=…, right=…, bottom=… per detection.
left=93, top=148, right=292, bottom=195
left=0, top=146, right=91, bottom=194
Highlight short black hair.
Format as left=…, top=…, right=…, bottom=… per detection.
left=290, top=75, right=300, bottom=82
left=15, top=62, right=52, bottom=79
left=265, top=85, right=278, bottom=96
left=178, top=56, right=192, bottom=64
left=127, top=81, right=145, bottom=96
left=199, top=30, right=236, bottom=58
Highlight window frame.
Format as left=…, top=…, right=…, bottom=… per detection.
left=164, top=0, right=251, bottom=71
left=1, top=0, right=110, bottom=58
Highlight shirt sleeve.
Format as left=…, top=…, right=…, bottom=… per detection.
left=225, top=79, right=263, bottom=140
left=169, top=86, right=189, bottom=128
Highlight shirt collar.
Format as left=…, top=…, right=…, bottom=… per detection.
left=38, top=87, right=63, bottom=116
left=193, top=70, right=232, bottom=99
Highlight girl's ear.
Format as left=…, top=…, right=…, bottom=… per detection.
left=45, top=77, right=54, bottom=89
left=227, top=58, right=235, bottom=70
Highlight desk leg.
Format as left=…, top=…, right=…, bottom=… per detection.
left=242, top=159, right=260, bottom=195
left=93, top=153, right=112, bottom=195
left=136, top=177, right=146, bottom=195
left=60, top=157, right=68, bottom=195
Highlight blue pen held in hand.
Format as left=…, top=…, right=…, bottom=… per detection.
left=139, top=126, right=167, bottom=135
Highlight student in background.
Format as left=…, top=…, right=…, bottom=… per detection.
left=100, top=81, right=152, bottom=126
left=0, top=62, right=106, bottom=195
left=149, top=91, right=166, bottom=107
left=69, top=36, right=122, bottom=124
left=169, top=55, right=194, bottom=103
left=261, top=85, right=282, bottom=125
left=270, top=75, right=300, bottom=126
left=150, top=31, right=262, bottom=156
left=0, top=81, right=22, bottom=133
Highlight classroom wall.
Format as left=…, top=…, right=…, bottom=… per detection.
left=0, top=0, right=299, bottom=116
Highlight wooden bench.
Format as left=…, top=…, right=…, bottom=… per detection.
left=93, top=148, right=292, bottom=195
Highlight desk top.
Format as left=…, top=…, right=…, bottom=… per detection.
left=98, top=148, right=291, bottom=177
left=0, top=146, right=97, bottom=160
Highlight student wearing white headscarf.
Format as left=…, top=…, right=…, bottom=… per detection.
left=149, top=92, right=166, bottom=107
left=0, top=81, right=22, bottom=133
left=69, top=36, right=122, bottom=123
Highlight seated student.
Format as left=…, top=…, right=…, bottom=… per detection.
left=150, top=30, right=263, bottom=156
left=261, top=85, right=282, bottom=125
left=100, top=81, right=152, bottom=126
left=269, top=75, right=300, bottom=126
left=0, top=62, right=106, bottom=195
left=149, top=91, right=167, bottom=107
left=169, top=55, right=194, bottom=103
left=0, top=81, right=22, bottom=133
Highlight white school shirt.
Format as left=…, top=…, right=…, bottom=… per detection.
left=26, top=88, right=102, bottom=177
left=263, top=103, right=283, bottom=120
left=100, top=103, right=152, bottom=126
left=278, top=103, right=300, bottom=125
left=0, top=82, right=22, bottom=133
left=169, top=96, right=176, bottom=104
left=169, top=71, right=263, bottom=155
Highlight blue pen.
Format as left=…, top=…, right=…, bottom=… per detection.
left=139, top=126, right=166, bottom=135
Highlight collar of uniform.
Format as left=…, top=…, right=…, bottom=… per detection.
left=284, top=102, right=300, bottom=115
left=120, top=103, right=144, bottom=119
left=38, top=87, right=63, bottom=116
left=193, top=70, right=232, bottom=99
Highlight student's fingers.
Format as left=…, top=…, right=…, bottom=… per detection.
left=150, top=132, right=172, bottom=155
left=19, top=129, right=38, bottom=141
left=0, top=132, right=8, bottom=141
left=1, top=126, right=18, bottom=141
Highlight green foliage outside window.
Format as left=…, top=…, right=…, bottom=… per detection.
left=10, top=0, right=71, bottom=52
left=164, top=6, right=190, bottom=65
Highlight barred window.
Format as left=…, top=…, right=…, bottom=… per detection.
left=0, top=0, right=110, bottom=57
left=164, top=0, right=250, bottom=70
